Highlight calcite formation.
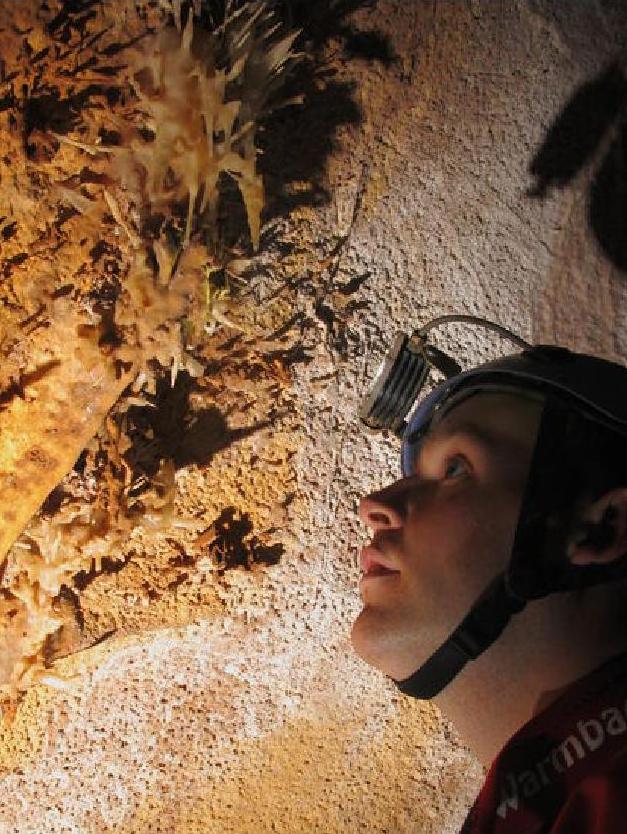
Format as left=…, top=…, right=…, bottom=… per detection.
left=0, top=0, right=298, bottom=698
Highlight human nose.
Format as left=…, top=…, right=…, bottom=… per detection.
left=359, top=481, right=406, bottom=532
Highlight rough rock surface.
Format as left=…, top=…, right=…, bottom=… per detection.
left=1, top=1, right=627, bottom=832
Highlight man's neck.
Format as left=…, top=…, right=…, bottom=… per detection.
left=432, top=593, right=627, bottom=766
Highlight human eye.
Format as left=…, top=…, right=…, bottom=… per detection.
left=442, top=454, right=470, bottom=480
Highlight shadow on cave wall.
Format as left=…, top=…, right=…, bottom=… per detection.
left=527, top=61, right=627, bottom=274
left=211, top=0, right=397, bottom=246
left=257, top=0, right=397, bottom=224
left=122, top=370, right=272, bottom=480
left=199, top=506, right=284, bottom=572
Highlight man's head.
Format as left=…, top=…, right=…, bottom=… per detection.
left=351, top=388, right=627, bottom=683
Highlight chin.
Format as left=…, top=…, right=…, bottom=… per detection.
left=351, top=607, right=399, bottom=679
left=351, top=605, right=432, bottom=682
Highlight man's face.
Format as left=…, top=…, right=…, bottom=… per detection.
left=351, top=391, right=543, bottom=682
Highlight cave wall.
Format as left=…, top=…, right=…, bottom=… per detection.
left=1, top=1, right=627, bottom=832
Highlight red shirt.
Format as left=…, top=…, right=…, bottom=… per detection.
left=461, top=652, right=627, bottom=833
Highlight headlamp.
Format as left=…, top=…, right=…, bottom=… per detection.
left=359, top=314, right=532, bottom=438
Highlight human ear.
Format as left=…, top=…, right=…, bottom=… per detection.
left=567, top=488, right=627, bottom=566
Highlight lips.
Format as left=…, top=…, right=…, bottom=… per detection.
left=359, top=546, right=400, bottom=577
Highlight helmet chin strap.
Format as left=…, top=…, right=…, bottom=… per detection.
left=394, top=574, right=527, bottom=700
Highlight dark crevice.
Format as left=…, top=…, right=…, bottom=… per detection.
left=0, top=360, right=62, bottom=410
left=73, top=556, right=128, bottom=591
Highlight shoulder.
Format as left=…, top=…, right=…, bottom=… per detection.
left=551, top=750, right=627, bottom=834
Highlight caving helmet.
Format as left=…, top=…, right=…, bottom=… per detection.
left=359, top=315, right=627, bottom=699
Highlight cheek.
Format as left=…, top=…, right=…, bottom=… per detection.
left=352, top=484, right=525, bottom=679
left=403, top=487, right=519, bottom=597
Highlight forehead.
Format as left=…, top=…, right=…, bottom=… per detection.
left=424, top=390, right=544, bottom=453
